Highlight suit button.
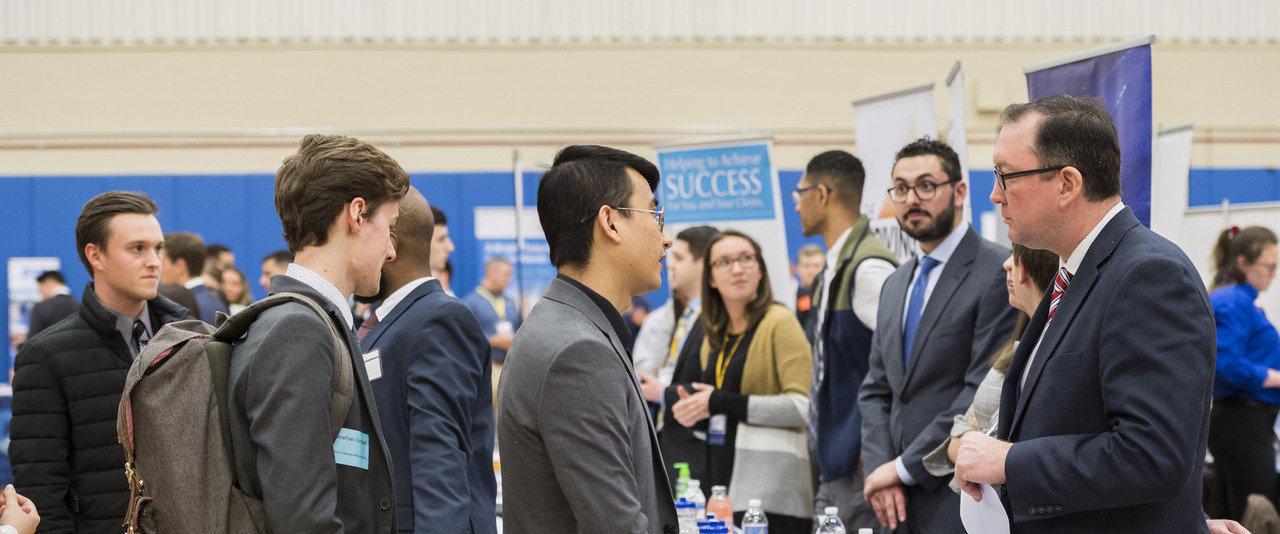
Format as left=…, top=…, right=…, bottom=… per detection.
left=1054, top=505, right=1063, bottom=512
left=379, top=498, right=390, bottom=510
left=1028, top=507, right=1037, bottom=515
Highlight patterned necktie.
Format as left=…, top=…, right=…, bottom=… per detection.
left=902, top=256, right=941, bottom=367
left=1047, top=267, right=1074, bottom=322
left=357, top=313, right=380, bottom=342
left=132, top=319, right=149, bottom=355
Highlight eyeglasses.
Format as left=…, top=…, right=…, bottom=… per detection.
left=993, top=165, right=1066, bottom=190
left=887, top=179, right=958, bottom=203
left=791, top=184, right=827, bottom=204
left=579, top=205, right=665, bottom=230
left=711, top=252, right=758, bottom=272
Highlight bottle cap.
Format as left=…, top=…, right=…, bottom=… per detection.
left=675, top=499, right=694, bottom=509
left=711, top=485, right=728, bottom=492
left=748, top=498, right=762, bottom=507
left=825, top=506, right=839, bottom=515
left=859, top=529, right=875, bottom=534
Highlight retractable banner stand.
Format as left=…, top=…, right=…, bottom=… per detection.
left=8, top=257, right=60, bottom=374
left=1151, top=124, right=1194, bottom=243
left=946, top=61, right=973, bottom=225
left=853, top=83, right=939, bottom=262
left=1025, top=35, right=1155, bottom=227
left=472, top=206, right=556, bottom=317
left=654, top=135, right=791, bottom=310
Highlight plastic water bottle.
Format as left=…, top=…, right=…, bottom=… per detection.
left=676, top=499, right=698, bottom=534
left=857, top=529, right=874, bottom=534
left=682, top=479, right=707, bottom=519
left=742, top=498, right=768, bottom=534
left=816, top=506, right=846, bottom=534
left=706, top=485, right=733, bottom=528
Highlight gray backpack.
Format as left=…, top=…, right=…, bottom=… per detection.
left=116, top=292, right=354, bottom=533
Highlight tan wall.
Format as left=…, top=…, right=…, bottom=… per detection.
left=1, top=42, right=1277, bottom=175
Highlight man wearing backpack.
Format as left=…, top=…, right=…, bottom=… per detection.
left=11, top=190, right=191, bottom=533
left=227, top=134, right=408, bottom=533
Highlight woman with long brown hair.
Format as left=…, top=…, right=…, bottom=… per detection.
left=670, top=230, right=813, bottom=533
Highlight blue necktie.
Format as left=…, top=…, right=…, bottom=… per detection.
left=903, top=256, right=940, bottom=367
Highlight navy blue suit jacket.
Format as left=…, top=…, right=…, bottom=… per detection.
left=190, top=283, right=228, bottom=324
left=999, top=207, right=1215, bottom=533
left=361, top=279, right=497, bottom=534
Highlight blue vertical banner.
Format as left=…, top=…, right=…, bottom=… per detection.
left=1024, top=35, right=1154, bottom=227
left=654, top=136, right=792, bottom=310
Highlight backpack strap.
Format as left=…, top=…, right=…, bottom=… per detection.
left=207, top=292, right=355, bottom=487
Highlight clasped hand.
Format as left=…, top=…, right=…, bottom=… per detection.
left=671, top=383, right=715, bottom=427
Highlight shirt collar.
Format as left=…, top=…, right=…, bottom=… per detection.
left=284, top=263, right=355, bottom=329
left=375, top=277, right=434, bottom=321
left=1063, top=202, right=1126, bottom=274
left=825, top=227, right=854, bottom=269
left=53, top=286, right=71, bottom=297
left=112, top=302, right=152, bottom=358
left=183, top=278, right=204, bottom=290
left=557, top=273, right=632, bottom=349
left=915, top=222, right=969, bottom=265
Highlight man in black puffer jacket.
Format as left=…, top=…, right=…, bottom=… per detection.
left=10, top=191, right=189, bottom=533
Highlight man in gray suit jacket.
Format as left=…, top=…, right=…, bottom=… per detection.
left=227, top=134, right=409, bottom=533
left=498, top=145, right=678, bottom=534
left=858, top=139, right=1017, bottom=533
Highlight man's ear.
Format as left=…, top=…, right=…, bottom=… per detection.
left=594, top=206, right=623, bottom=245
left=85, top=243, right=104, bottom=274
left=1057, top=167, right=1084, bottom=207
left=346, top=197, right=368, bottom=233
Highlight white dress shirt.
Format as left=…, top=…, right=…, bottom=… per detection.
left=285, top=263, right=354, bottom=331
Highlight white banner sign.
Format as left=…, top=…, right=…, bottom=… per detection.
left=853, top=83, right=939, bottom=261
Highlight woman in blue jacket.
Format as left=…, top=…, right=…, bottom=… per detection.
left=1208, top=225, right=1280, bottom=521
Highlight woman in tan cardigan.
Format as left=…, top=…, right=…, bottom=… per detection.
left=671, top=230, right=813, bottom=533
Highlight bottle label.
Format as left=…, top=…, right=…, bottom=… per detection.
left=744, top=526, right=768, bottom=534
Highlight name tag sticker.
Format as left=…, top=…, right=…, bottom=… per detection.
left=363, top=350, right=383, bottom=381
left=334, top=428, right=370, bottom=470
left=708, top=414, right=727, bottom=446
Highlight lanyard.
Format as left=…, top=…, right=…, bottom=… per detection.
left=715, top=332, right=745, bottom=389
left=478, top=287, right=506, bottom=321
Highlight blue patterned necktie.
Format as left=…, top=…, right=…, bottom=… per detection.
left=902, top=256, right=941, bottom=367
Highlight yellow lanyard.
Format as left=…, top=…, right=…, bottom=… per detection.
left=715, top=332, right=745, bottom=389
left=478, top=287, right=506, bottom=321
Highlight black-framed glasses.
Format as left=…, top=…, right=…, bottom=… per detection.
left=579, top=205, right=665, bottom=230
left=886, top=179, right=958, bottom=203
left=711, top=252, right=758, bottom=272
left=792, top=184, right=827, bottom=204
left=993, top=165, right=1066, bottom=190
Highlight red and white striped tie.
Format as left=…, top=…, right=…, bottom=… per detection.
left=1047, top=267, right=1073, bottom=322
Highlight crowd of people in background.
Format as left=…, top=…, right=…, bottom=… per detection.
left=4, top=94, right=1275, bottom=534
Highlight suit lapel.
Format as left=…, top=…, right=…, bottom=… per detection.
left=1005, top=208, right=1139, bottom=437
left=361, top=281, right=439, bottom=349
left=903, top=229, right=977, bottom=386
left=882, top=260, right=912, bottom=388
left=543, top=278, right=674, bottom=500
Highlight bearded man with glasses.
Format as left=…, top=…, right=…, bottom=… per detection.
left=858, top=137, right=1017, bottom=533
